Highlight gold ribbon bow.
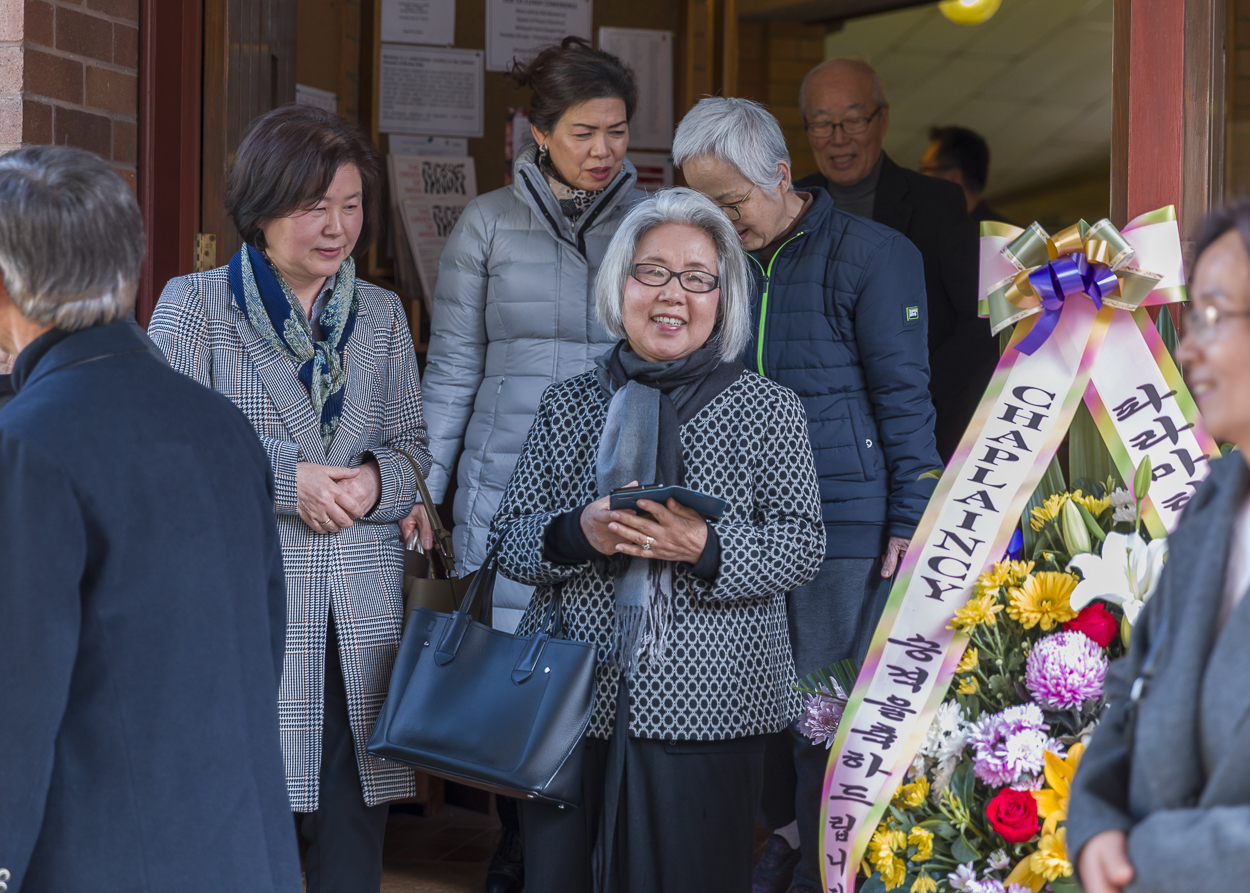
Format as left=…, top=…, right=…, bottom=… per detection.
left=983, top=218, right=1164, bottom=337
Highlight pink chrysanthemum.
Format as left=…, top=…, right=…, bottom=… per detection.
left=967, top=704, right=1049, bottom=787
left=1025, top=630, right=1108, bottom=709
left=798, top=686, right=846, bottom=748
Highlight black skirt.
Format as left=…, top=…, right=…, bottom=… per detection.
left=519, top=681, right=766, bottom=893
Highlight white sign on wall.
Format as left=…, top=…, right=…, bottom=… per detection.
left=379, top=45, right=484, bottom=138
left=381, top=0, right=456, bottom=45
left=388, top=135, right=469, bottom=156
left=598, top=28, right=673, bottom=150
left=485, top=0, right=593, bottom=72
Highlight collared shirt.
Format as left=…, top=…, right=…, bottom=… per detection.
left=306, top=275, right=337, bottom=342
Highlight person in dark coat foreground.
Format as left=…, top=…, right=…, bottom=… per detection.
left=0, top=145, right=301, bottom=892
left=1067, top=202, right=1250, bottom=893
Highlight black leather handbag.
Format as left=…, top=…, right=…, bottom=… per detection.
left=367, top=534, right=597, bottom=808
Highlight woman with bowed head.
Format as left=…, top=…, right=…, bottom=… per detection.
left=488, top=188, right=825, bottom=892
left=400, top=37, right=644, bottom=890
left=1068, top=200, right=1250, bottom=893
left=149, top=105, right=429, bottom=892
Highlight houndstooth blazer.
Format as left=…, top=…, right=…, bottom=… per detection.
left=491, top=369, right=826, bottom=741
left=150, top=265, right=430, bottom=810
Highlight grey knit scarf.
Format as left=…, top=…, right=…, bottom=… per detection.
left=594, top=341, right=743, bottom=676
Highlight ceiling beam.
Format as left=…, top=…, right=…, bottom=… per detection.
left=738, top=0, right=934, bottom=24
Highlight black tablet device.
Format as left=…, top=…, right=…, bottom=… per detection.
left=608, top=484, right=728, bottom=522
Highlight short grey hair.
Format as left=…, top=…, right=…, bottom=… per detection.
left=671, top=97, right=790, bottom=193
left=0, top=145, right=144, bottom=331
left=799, top=58, right=889, bottom=119
left=595, top=187, right=750, bottom=363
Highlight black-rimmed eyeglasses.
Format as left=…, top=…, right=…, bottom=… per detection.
left=629, top=263, right=720, bottom=293
left=804, top=105, right=884, bottom=139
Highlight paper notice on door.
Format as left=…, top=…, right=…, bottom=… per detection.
left=400, top=197, right=471, bottom=312
left=627, top=152, right=674, bottom=193
left=388, top=135, right=468, bottom=156
left=381, top=0, right=455, bottom=45
left=485, top=0, right=593, bottom=72
left=598, top=28, right=673, bottom=150
left=379, top=45, right=484, bottom=138
left=388, top=156, right=477, bottom=312
left=389, top=155, right=478, bottom=206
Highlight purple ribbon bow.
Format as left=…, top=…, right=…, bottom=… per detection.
left=1014, top=253, right=1119, bottom=356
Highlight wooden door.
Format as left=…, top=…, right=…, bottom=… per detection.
left=201, top=0, right=298, bottom=265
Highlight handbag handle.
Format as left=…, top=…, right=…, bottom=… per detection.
left=393, top=447, right=458, bottom=576
left=434, top=522, right=570, bottom=676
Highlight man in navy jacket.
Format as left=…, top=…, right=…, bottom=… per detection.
left=676, top=98, right=941, bottom=893
left=0, top=146, right=301, bottom=892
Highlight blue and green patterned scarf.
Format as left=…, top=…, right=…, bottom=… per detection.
left=228, top=243, right=359, bottom=449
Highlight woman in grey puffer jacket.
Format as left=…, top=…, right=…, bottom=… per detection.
left=406, top=38, right=645, bottom=635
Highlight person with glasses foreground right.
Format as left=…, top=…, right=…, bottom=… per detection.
left=1067, top=202, right=1250, bottom=893
left=673, top=97, right=941, bottom=893
left=794, top=58, right=993, bottom=464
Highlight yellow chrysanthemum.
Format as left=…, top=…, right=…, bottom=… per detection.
left=1030, top=493, right=1067, bottom=531
left=956, top=676, right=979, bottom=695
left=908, top=825, right=933, bottom=861
left=897, top=777, right=929, bottom=809
left=948, top=594, right=1004, bottom=631
left=1030, top=829, right=1074, bottom=881
left=867, top=828, right=894, bottom=869
left=879, top=854, right=908, bottom=890
left=955, top=647, right=979, bottom=674
left=910, top=874, right=937, bottom=893
left=1007, top=571, right=1078, bottom=630
left=1005, top=559, right=1036, bottom=585
left=1033, top=743, right=1085, bottom=835
left=1074, top=491, right=1110, bottom=517
left=1004, top=828, right=1073, bottom=892
left=973, top=562, right=1012, bottom=597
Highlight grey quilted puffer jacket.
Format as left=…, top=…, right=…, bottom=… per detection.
left=420, top=143, right=644, bottom=631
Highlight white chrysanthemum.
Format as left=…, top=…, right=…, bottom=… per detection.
left=931, top=755, right=960, bottom=794
left=919, top=699, right=970, bottom=762
left=1110, top=488, right=1136, bottom=523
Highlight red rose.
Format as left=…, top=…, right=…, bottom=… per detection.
left=985, top=788, right=1040, bottom=843
left=1064, top=602, right=1118, bottom=648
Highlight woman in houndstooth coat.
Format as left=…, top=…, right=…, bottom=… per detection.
left=150, top=107, right=428, bottom=891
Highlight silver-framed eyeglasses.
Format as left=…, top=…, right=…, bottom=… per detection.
left=805, top=105, right=885, bottom=139
left=1183, top=302, right=1250, bottom=343
left=629, top=263, right=720, bottom=293
left=717, top=184, right=755, bottom=222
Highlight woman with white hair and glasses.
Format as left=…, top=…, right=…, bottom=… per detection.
left=486, top=187, right=825, bottom=892
left=673, top=97, right=941, bottom=893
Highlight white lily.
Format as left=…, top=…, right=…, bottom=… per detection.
left=1068, top=531, right=1168, bottom=625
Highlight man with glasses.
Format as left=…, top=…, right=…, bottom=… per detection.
left=795, top=58, right=995, bottom=462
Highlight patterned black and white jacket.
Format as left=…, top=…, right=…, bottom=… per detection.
left=490, top=369, right=825, bottom=741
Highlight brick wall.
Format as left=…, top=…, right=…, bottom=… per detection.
left=0, top=0, right=138, bottom=188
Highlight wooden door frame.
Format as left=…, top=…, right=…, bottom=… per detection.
left=137, top=0, right=203, bottom=325
left=1112, top=0, right=1227, bottom=240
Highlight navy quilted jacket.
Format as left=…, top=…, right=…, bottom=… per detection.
left=745, top=187, right=940, bottom=558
